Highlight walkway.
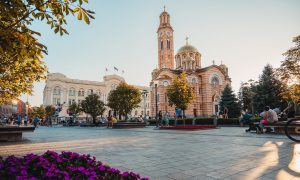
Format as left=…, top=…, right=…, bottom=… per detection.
left=0, top=126, right=299, bottom=180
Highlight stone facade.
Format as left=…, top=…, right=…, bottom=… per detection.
left=43, top=73, right=150, bottom=119
left=150, top=9, right=231, bottom=118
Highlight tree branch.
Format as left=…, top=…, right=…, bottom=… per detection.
left=5, top=0, right=51, bottom=30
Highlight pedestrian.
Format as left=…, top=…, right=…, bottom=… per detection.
left=24, top=115, right=28, bottom=126
left=224, top=106, right=229, bottom=119
left=157, top=111, right=162, bottom=127
left=33, top=116, right=40, bottom=128
left=107, top=115, right=112, bottom=128
left=111, top=115, right=117, bottom=127
left=17, top=115, right=21, bottom=126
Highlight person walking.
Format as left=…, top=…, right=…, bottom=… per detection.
left=224, top=107, right=229, bottom=119
left=33, top=116, right=40, bottom=128
left=24, top=115, right=28, bottom=126
left=157, top=111, right=163, bottom=127
left=107, top=115, right=112, bottom=128
left=17, top=115, right=21, bottom=126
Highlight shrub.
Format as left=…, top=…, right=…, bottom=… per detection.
left=217, top=118, right=240, bottom=125
left=194, top=118, right=214, bottom=125
left=168, top=119, right=176, bottom=126
left=0, top=151, right=148, bottom=180
left=147, top=119, right=157, bottom=125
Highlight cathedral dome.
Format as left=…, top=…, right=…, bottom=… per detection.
left=177, top=44, right=199, bottom=54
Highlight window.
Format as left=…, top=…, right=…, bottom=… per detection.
left=211, top=77, right=219, bottom=87
left=192, top=78, right=197, bottom=84
left=53, top=86, right=61, bottom=95
left=87, top=89, right=93, bottom=95
left=96, top=90, right=101, bottom=97
left=167, top=40, right=170, bottom=49
left=161, top=41, right=163, bottom=50
left=69, top=88, right=75, bottom=96
left=53, top=98, right=60, bottom=105
left=78, top=89, right=85, bottom=96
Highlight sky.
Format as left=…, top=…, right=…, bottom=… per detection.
left=21, top=0, right=300, bottom=106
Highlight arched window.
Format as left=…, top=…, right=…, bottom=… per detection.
left=69, top=88, right=75, bottom=96
left=53, top=86, right=61, bottom=95
left=111, top=84, right=117, bottom=90
left=96, top=90, right=101, bottom=97
left=211, top=77, right=219, bottom=87
left=167, top=40, right=170, bottom=49
left=78, top=89, right=84, bottom=96
left=192, top=78, right=197, bottom=84
left=87, top=89, right=93, bottom=95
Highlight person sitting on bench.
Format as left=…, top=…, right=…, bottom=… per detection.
left=257, top=106, right=278, bottom=133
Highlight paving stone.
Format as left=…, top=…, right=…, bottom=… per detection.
left=0, top=126, right=298, bottom=180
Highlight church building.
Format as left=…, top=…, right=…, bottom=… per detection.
left=150, top=9, right=231, bottom=118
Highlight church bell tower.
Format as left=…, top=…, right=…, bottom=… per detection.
left=157, top=7, right=174, bottom=69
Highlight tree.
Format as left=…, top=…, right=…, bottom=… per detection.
left=0, top=0, right=95, bottom=104
left=31, top=105, right=46, bottom=120
left=67, top=102, right=81, bottom=119
left=238, top=80, right=257, bottom=112
left=277, top=35, right=300, bottom=114
left=219, top=85, right=241, bottom=118
left=107, top=82, right=141, bottom=119
left=280, top=84, right=300, bottom=113
left=277, top=35, right=300, bottom=83
left=81, top=94, right=105, bottom=124
left=167, top=72, right=194, bottom=117
left=45, top=105, right=55, bottom=120
left=253, top=64, right=285, bottom=112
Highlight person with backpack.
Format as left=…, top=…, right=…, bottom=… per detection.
left=257, top=106, right=278, bottom=133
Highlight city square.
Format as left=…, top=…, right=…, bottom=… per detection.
left=1, top=126, right=300, bottom=179
left=1, top=0, right=300, bottom=179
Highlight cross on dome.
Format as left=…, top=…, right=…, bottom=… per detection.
left=185, top=36, right=189, bottom=45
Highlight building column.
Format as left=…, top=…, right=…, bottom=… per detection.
left=50, top=89, right=53, bottom=105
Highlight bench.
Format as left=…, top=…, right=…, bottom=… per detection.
left=112, top=122, right=146, bottom=129
left=0, top=126, right=35, bottom=141
left=252, top=120, right=300, bottom=134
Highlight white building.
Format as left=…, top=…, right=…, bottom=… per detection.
left=43, top=73, right=151, bottom=119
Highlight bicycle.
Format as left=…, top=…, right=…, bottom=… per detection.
left=284, top=118, right=300, bottom=142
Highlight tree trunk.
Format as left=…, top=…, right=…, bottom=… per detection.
left=183, top=110, right=186, bottom=118
left=92, top=116, right=96, bottom=124
left=119, top=111, right=122, bottom=120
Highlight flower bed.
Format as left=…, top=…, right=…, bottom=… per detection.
left=0, top=151, right=148, bottom=180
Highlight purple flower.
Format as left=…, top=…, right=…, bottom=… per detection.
left=122, top=172, right=129, bottom=177
left=0, top=151, right=147, bottom=180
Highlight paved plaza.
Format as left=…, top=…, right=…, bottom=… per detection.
left=0, top=126, right=299, bottom=180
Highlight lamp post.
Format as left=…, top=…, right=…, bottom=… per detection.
left=249, top=91, right=257, bottom=114
left=141, top=90, right=148, bottom=120
left=153, top=80, right=159, bottom=125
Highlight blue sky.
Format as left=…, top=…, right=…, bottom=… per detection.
left=22, top=0, right=300, bottom=106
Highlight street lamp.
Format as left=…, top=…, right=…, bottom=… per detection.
left=153, top=80, right=159, bottom=125
left=141, top=90, right=148, bottom=120
left=249, top=91, right=257, bottom=114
